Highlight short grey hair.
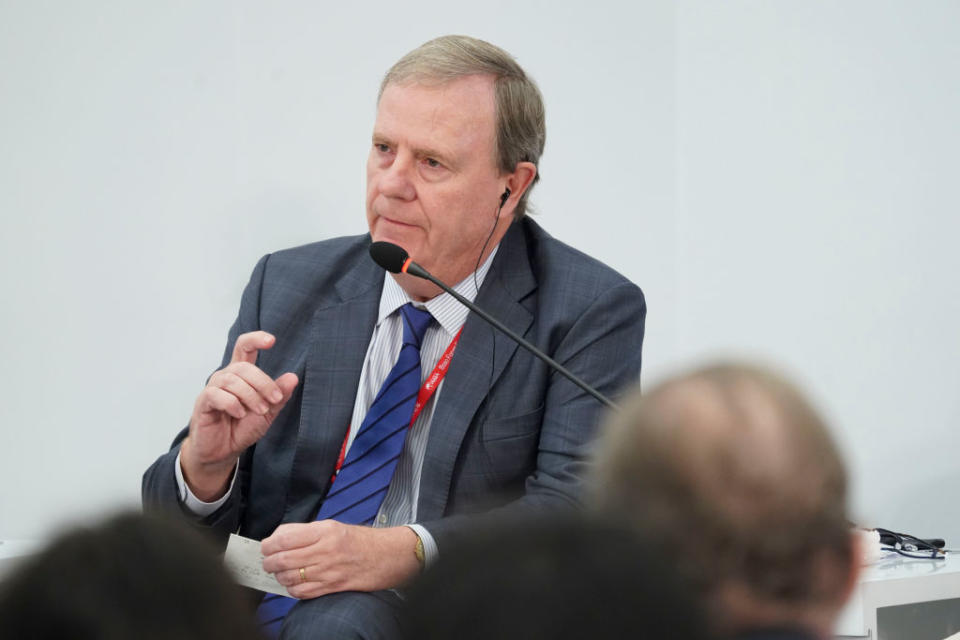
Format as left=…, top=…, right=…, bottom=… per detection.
left=593, top=363, right=852, bottom=614
left=379, top=35, right=545, bottom=219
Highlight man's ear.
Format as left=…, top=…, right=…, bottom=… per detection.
left=501, top=162, right=537, bottom=212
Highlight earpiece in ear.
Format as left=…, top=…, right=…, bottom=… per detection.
left=499, top=188, right=511, bottom=207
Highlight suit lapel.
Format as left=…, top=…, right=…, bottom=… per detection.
left=417, top=221, right=537, bottom=521
left=283, top=246, right=383, bottom=522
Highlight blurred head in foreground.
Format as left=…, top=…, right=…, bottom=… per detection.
left=0, top=511, right=262, bottom=640
left=400, top=515, right=709, bottom=640
left=593, top=363, right=859, bottom=639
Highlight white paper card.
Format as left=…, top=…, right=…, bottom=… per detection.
left=224, top=533, right=288, bottom=597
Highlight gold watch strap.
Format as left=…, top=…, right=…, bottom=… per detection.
left=414, top=533, right=425, bottom=567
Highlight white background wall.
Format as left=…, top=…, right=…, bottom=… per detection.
left=1, top=1, right=957, bottom=546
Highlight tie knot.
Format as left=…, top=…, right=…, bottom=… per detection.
left=400, top=303, right=433, bottom=348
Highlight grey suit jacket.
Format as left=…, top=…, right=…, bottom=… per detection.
left=143, top=217, right=645, bottom=552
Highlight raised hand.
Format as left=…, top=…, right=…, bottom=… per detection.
left=181, top=331, right=298, bottom=501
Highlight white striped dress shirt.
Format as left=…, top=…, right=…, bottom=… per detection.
left=352, top=247, right=497, bottom=563
left=177, top=247, right=498, bottom=565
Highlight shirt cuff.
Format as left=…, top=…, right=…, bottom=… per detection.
left=174, top=450, right=237, bottom=516
left=406, top=524, right=439, bottom=568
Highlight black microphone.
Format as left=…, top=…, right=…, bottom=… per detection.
left=369, top=241, right=618, bottom=410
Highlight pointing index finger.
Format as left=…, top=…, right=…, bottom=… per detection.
left=231, top=331, right=275, bottom=365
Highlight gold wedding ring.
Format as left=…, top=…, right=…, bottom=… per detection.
left=299, top=567, right=307, bottom=583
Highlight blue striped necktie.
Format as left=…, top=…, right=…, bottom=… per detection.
left=257, top=303, right=433, bottom=636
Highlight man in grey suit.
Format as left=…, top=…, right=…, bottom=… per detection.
left=144, top=35, right=645, bottom=639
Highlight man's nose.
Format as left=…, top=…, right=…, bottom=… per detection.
left=377, top=152, right=416, bottom=201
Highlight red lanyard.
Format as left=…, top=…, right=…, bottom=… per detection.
left=410, top=326, right=462, bottom=424
left=330, top=327, right=464, bottom=480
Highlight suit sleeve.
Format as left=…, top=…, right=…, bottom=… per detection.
left=420, top=279, right=646, bottom=551
left=141, top=254, right=271, bottom=539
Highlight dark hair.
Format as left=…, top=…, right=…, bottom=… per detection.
left=0, top=511, right=263, bottom=640
left=400, top=514, right=709, bottom=640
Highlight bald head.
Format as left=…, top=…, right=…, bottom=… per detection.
left=594, top=363, right=855, bottom=634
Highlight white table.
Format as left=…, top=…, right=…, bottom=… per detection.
left=836, top=552, right=960, bottom=639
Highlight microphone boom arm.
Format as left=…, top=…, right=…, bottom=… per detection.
left=405, top=261, right=619, bottom=411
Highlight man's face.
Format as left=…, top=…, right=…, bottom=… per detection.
left=366, top=75, right=509, bottom=297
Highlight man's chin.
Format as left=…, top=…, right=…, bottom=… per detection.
left=371, top=232, right=423, bottom=262
left=371, top=227, right=416, bottom=251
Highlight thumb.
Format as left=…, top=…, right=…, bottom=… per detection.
left=275, top=372, right=299, bottom=404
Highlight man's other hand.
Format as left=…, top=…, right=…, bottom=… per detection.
left=181, top=331, right=299, bottom=501
left=261, top=522, right=420, bottom=599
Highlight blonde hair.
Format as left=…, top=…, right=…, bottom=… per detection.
left=380, top=35, right=545, bottom=219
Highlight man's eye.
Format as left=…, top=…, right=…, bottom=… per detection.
left=425, top=158, right=441, bottom=168
left=375, top=143, right=390, bottom=153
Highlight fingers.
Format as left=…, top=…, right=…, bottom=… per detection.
left=273, top=564, right=345, bottom=590
left=231, top=331, right=276, bottom=365
left=262, top=544, right=319, bottom=575
left=209, top=364, right=280, bottom=414
left=283, top=570, right=346, bottom=600
left=261, top=522, right=327, bottom=559
left=262, top=522, right=395, bottom=599
left=264, top=543, right=335, bottom=597
left=219, top=335, right=298, bottom=417
left=276, top=372, right=299, bottom=399
left=198, top=386, right=248, bottom=420
left=262, top=372, right=299, bottom=418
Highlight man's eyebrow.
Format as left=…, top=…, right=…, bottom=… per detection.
left=371, top=132, right=394, bottom=146
left=372, top=133, right=457, bottom=168
left=412, top=144, right=455, bottom=166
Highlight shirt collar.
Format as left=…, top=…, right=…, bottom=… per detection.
left=378, top=245, right=499, bottom=337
